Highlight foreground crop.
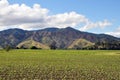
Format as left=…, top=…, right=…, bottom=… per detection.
left=0, top=50, right=120, bottom=80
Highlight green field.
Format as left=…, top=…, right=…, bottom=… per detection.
left=0, top=50, right=120, bottom=80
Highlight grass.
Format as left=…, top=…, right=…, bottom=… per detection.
left=0, top=50, right=120, bottom=80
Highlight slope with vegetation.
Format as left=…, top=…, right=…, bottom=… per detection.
left=17, top=39, right=49, bottom=49
left=68, top=38, right=94, bottom=49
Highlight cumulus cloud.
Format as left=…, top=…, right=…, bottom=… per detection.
left=80, top=20, right=112, bottom=31
left=0, top=0, right=49, bottom=30
left=106, top=27, right=120, bottom=38
left=0, top=0, right=111, bottom=30
left=19, top=12, right=89, bottom=30
left=46, top=12, right=88, bottom=28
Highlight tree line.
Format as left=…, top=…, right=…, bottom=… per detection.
left=73, top=41, right=120, bottom=50
left=3, top=41, right=120, bottom=52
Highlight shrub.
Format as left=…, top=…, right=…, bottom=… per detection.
left=4, top=45, right=11, bottom=52
left=30, top=46, right=38, bottom=49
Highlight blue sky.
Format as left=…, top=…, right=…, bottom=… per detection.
left=0, top=0, right=120, bottom=37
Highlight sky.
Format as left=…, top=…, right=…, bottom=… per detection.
left=0, top=0, right=120, bottom=37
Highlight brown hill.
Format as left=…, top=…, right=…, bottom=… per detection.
left=17, top=39, right=49, bottom=49
left=68, top=38, right=94, bottom=49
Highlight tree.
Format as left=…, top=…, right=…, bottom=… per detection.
left=49, top=41, right=57, bottom=50
left=16, top=47, right=20, bottom=49
left=4, top=45, right=11, bottom=52
left=30, top=46, right=38, bottom=49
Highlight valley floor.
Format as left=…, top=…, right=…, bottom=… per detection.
left=0, top=50, right=120, bottom=80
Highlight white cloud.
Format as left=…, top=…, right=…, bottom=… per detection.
left=0, top=0, right=48, bottom=29
left=106, top=27, right=120, bottom=38
left=0, top=0, right=111, bottom=30
left=80, top=20, right=112, bottom=31
left=46, top=12, right=88, bottom=28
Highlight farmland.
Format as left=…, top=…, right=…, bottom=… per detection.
left=0, top=50, right=120, bottom=80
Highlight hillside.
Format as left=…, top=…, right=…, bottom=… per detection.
left=68, top=38, right=94, bottom=49
left=0, top=28, right=33, bottom=47
left=0, top=27, right=120, bottom=49
left=17, top=39, right=49, bottom=49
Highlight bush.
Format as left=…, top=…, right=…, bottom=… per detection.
left=49, top=41, right=57, bottom=50
left=4, top=45, right=11, bottom=52
left=30, top=46, right=38, bottom=49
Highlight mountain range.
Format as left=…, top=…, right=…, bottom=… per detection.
left=0, top=27, right=120, bottom=49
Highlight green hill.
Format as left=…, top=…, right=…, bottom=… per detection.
left=17, top=39, right=49, bottom=49
left=68, top=38, right=94, bottom=49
